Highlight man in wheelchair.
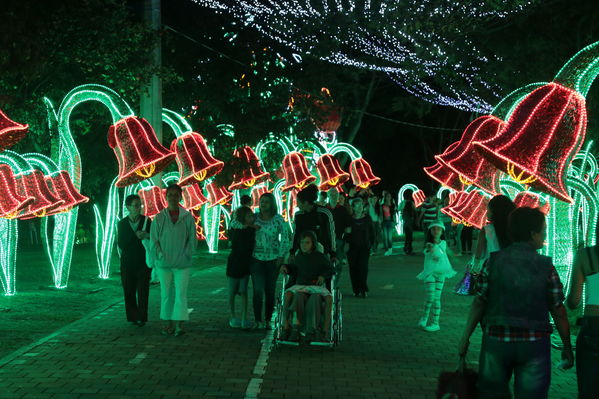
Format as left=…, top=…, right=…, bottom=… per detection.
left=279, top=230, right=334, bottom=343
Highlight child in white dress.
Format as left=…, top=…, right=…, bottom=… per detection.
left=417, top=221, right=456, bottom=332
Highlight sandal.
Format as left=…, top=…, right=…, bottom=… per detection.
left=161, top=326, right=174, bottom=336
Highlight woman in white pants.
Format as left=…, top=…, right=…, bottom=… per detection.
left=151, top=184, right=196, bottom=336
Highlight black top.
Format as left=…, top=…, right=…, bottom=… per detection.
left=401, top=200, right=416, bottom=220
left=226, top=226, right=256, bottom=278
left=330, top=204, right=352, bottom=240
left=117, top=216, right=151, bottom=268
left=286, top=251, right=333, bottom=286
left=345, top=215, right=374, bottom=250
left=292, top=205, right=336, bottom=258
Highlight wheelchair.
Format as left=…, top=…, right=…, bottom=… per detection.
left=272, top=262, right=343, bottom=348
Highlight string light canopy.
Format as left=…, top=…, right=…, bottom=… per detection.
left=192, top=0, right=538, bottom=112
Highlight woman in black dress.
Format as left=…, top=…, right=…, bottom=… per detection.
left=345, top=197, right=374, bottom=297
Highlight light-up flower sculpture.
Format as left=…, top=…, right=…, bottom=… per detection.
left=281, top=151, right=316, bottom=192
left=316, top=153, right=350, bottom=191
left=228, top=146, right=270, bottom=190
left=0, top=109, right=28, bottom=151
left=171, top=132, right=224, bottom=187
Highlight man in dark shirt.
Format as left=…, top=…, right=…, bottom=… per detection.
left=290, top=184, right=336, bottom=261
left=327, top=188, right=351, bottom=266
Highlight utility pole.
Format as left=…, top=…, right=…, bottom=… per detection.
left=140, top=0, right=163, bottom=185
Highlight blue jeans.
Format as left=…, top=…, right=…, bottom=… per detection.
left=382, top=220, right=394, bottom=250
left=577, top=317, right=599, bottom=399
left=250, top=258, right=279, bottom=323
left=478, top=334, right=551, bottom=399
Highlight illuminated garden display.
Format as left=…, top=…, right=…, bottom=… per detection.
left=421, top=41, right=599, bottom=299
left=0, top=82, right=378, bottom=295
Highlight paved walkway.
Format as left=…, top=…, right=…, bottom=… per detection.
left=0, top=243, right=578, bottom=398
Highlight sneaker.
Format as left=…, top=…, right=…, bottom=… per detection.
left=418, top=317, right=427, bottom=329
left=423, top=324, right=440, bottom=332
left=229, top=318, right=241, bottom=328
left=384, top=249, right=392, bottom=256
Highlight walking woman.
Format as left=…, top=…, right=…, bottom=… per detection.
left=345, top=197, right=374, bottom=297
left=380, top=190, right=397, bottom=256
left=400, top=190, right=416, bottom=255
left=117, top=194, right=152, bottom=326
left=472, top=195, right=515, bottom=270
left=151, top=184, right=196, bottom=336
left=567, top=245, right=599, bottom=398
left=251, top=192, right=290, bottom=329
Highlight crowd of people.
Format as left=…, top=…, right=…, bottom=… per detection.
left=116, top=184, right=599, bottom=398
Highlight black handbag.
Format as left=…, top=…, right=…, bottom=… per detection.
left=436, top=356, right=478, bottom=399
left=454, top=264, right=479, bottom=296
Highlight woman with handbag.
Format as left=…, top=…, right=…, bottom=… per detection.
left=567, top=246, right=599, bottom=398
left=117, top=194, right=152, bottom=326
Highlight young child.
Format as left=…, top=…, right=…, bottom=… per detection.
left=226, top=206, right=259, bottom=329
left=280, top=230, right=333, bottom=342
left=417, top=221, right=456, bottom=332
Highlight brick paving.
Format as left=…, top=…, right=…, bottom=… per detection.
left=0, top=238, right=579, bottom=398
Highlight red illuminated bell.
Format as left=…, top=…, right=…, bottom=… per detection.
left=44, top=171, right=89, bottom=215
left=108, top=116, right=175, bottom=188
left=171, top=132, right=224, bottom=187
left=513, top=191, right=551, bottom=215
left=138, top=186, right=166, bottom=219
left=437, top=116, right=504, bottom=195
left=15, top=170, right=65, bottom=219
left=423, top=159, right=464, bottom=193
left=281, top=152, right=316, bottom=192
left=441, top=191, right=470, bottom=222
left=0, top=164, right=34, bottom=218
left=182, top=183, right=208, bottom=211
left=451, top=191, right=489, bottom=229
left=316, top=154, right=350, bottom=191
left=0, top=110, right=28, bottom=151
left=474, top=83, right=586, bottom=203
left=228, top=146, right=270, bottom=190
left=412, top=190, right=426, bottom=208
left=349, top=158, right=381, bottom=189
left=206, top=182, right=233, bottom=208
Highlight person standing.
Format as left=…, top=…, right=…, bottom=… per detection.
left=418, top=194, right=439, bottom=232
left=345, top=197, right=374, bottom=297
left=567, top=245, right=599, bottom=398
left=117, top=194, right=152, bottom=326
left=380, top=190, right=397, bottom=256
left=327, top=188, right=351, bottom=267
left=151, top=184, right=196, bottom=336
left=367, top=194, right=382, bottom=255
left=472, top=195, right=515, bottom=270
left=251, top=192, right=290, bottom=329
left=458, top=207, right=573, bottom=398
left=400, top=191, right=416, bottom=255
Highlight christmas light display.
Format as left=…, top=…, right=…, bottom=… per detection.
left=182, top=183, right=209, bottom=210
left=0, top=164, right=33, bottom=218
left=108, top=116, right=175, bottom=188
left=423, top=158, right=464, bottom=192
left=474, top=41, right=599, bottom=203
left=450, top=190, right=489, bottom=229
left=228, top=146, right=270, bottom=190
left=513, top=191, right=550, bottom=214
left=138, top=186, right=167, bottom=219
left=316, top=153, right=350, bottom=191
left=412, top=190, right=426, bottom=208
left=250, top=184, right=272, bottom=209
left=281, top=151, right=316, bottom=192
left=206, top=182, right=233, bottom=207
left=93, top=177, right=120, bottom=279
left=193, top=0, right=536, bottom=112
left=349, top=158, right=380, bottom=189
left=0, top=109, right=28, bottom=151
left=171, top=132, right=224, bottom=186
left=0, top=218, right=17, bottom=295
left=396, top=183, right=419, bottom=236
left=440, top=190, right=470, bottom=223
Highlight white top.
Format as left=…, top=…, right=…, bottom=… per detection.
left=253, top=213, right=291, bottom=261
left=417, top=240, right=456, bottom=280
left=586, top=273, right=599, bottom=306
left=473, top=224, right=500, bottom=270
left=150, top=206, right=196, bottom=269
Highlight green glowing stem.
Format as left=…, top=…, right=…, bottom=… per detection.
left=554, top=41, right=599, bottom=97
left=162, top=109, right=192, bottom=137
left=23, top=153, right=60, bottom=175
left=490, top=82, right=547, bottom=121
left=396, top=184, right=419, bottom=236
left=0, top=150, right=34, bottom=173
left=328, top=143, right=361, bottom=161
left=0, top=219, right=18, bottom=296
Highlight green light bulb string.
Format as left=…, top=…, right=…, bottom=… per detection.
left=554, top=41, right=599, bottom=97
left=490, top=82, right=548, bottom=121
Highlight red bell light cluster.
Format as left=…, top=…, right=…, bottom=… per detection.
left=316, top=154, right=350, bottom=191
left=513, top=191, right=551, bottom=215
left=349, top=158, right=380, bottom=189
left=108, top=116, right=175, bottom=188
left=473, top=83, right=586, bottom=203
left=441, top=191, right=469, bottom=221
left=171, top=132, right=224, bottom=187
left=281, top=152, right=316, bottom=192
left=0, top=110, right=28, bottom=151
left=15, top=170, right=65, bottom=219
left=182, top=183, right=208, bottom=211
left=437, top=116, right=504, bottom=195
left=44, top=171, right=89, bottom=216
left=206, top=182, right=233, bottom=208
left=423, top=160, right=464, bottom=193
left=228, top=146, right=270, bottom=190
left=0, top=164, right=34, bottom=218
left=412, top=190, right=426, bottom=208
left=138, top=186, right=166, bottom=219
left=444, top=190, right=489, bottom=229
